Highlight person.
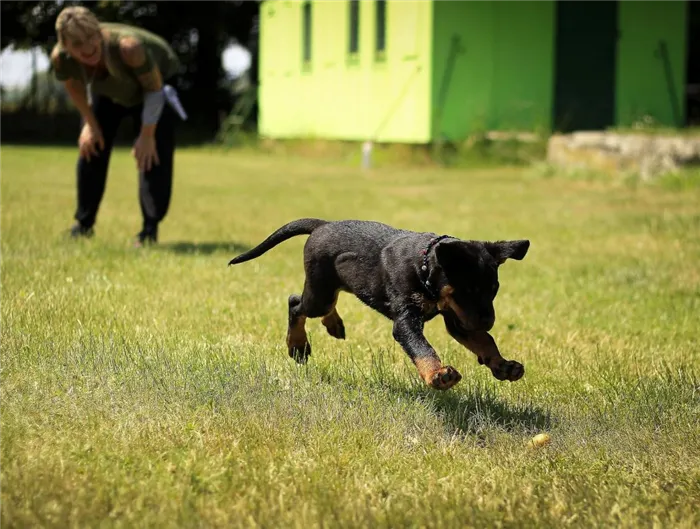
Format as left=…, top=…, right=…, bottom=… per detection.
left=51, top=6, right=186, bottom=247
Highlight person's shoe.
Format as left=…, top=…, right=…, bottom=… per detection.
left=134, top=227, right=158, bottom=248
left=69, top=223, right=94, bottom=239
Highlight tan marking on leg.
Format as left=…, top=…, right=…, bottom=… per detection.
left=460, top=331, right=503, bottom=366
left=321, top=291, right=339, bottom=329
left=454, top=330, right=524, bottom=382
left=321, top=308, right=340, bottom=327
left=321, top=308, right=341, bottom=334
left=413, top=355, right=463, bottom=390
left=287, top=315, right=308, bottom=350
left=321, top=291, right=346, bottom=339
left=413, top=355, right=443, bottom=384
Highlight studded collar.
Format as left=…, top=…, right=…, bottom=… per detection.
left=419, top=235, right=452, bottom=300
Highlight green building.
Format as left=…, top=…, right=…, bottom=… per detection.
left=258, top=0, right=691, bottom=143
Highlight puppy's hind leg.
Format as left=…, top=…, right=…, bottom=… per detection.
left=287, top=294, right=310, bottom=364
left=287, top=275, right=344, bottom=364
left=321, top=290, right=345, bottom=340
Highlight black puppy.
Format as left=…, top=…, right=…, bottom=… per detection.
left=228, top=218, right=530, bottom=390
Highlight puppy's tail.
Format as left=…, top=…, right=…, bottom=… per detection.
left=228, top=218, right=328, bottom=266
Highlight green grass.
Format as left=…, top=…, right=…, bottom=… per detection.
left=2, top=145, right=699, bottom=528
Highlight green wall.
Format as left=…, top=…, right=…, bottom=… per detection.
left=431, top=1, right=555, bottom=141
left=259, top=0, right=690, bottom=143
left=616, top=1, right=688, bottom=127
left=431, top=1, right=493, bottom=141
left=259, top=0, right=434, bottom=143
left=490, top=1, right=555, bottom=133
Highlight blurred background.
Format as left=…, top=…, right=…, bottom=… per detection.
left=1, top=0, right=260, bottom=145
left=1, top=0, right=698, bottom=151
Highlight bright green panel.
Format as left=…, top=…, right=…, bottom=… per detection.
left=616, top=1, right=687, bottom=127
left=490, top=1, right=555, bottom=132
left=258, top=0, right=433, bottom=143
left=431, top=1, right=554, bottom=140
left=259, top=1, right=301, bottom=138
left=431, top=1, right=494, bottom=141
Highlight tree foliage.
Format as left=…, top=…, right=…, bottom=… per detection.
left=1, top=0, right=260, bottom=136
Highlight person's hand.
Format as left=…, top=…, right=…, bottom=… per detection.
left=78, top=123, right=104, bottom=161
left=132, top=133, right=159, bottom=172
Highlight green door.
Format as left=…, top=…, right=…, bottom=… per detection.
left=553, top=0, right=618, bottom=132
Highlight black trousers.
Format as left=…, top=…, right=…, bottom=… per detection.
left=75, top=92, right=176, bottom=233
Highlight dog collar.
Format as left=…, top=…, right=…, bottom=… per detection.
left=419, top=235, right=451, bottom=300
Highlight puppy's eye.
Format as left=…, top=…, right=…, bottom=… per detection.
left=492, top=282, right=499, bottom=292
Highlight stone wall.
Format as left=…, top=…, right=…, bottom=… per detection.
left=547, top=132, right=700, bottom=179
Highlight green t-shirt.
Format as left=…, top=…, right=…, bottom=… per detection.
left=52, top=22, right=180, bottom=108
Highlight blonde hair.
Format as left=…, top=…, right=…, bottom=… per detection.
left=55, top=6, right=101, bottom=45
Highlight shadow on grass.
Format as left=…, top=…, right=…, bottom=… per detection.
left=422, top=385, right=552, bottom=437
left=312, top=355, right=553, bottom=437
left=369, top=354, right=553, bottom=435
left=157, top=241, right=251, bottom=256
left=372, top=376, right=552, bottom=437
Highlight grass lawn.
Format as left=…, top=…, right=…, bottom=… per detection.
left=2, top=145, right=699, bottom=528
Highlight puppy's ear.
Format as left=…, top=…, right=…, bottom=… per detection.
left=485, top=240, right=530, bottom=265
left=435, top=240, right=479, bottom=276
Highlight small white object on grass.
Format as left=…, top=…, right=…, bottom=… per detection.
left=529, top=433, right=552, bottom=448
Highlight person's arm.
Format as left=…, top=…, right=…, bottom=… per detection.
left=119, top=36, right=164, bottom=138
left=51, top=47, right=100, bottom=131
left=63, top=78, right=101, bottom=131
left=51, top=47, right=103, bottom=160
left=119, top=36, right=164, bottom=171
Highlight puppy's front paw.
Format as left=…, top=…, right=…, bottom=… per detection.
left=490, top=359, right=524, bottom=382
left=427, top=365, right=462, bottom=390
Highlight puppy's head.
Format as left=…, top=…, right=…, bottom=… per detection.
left=435, top=238, right=529, bottom=331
